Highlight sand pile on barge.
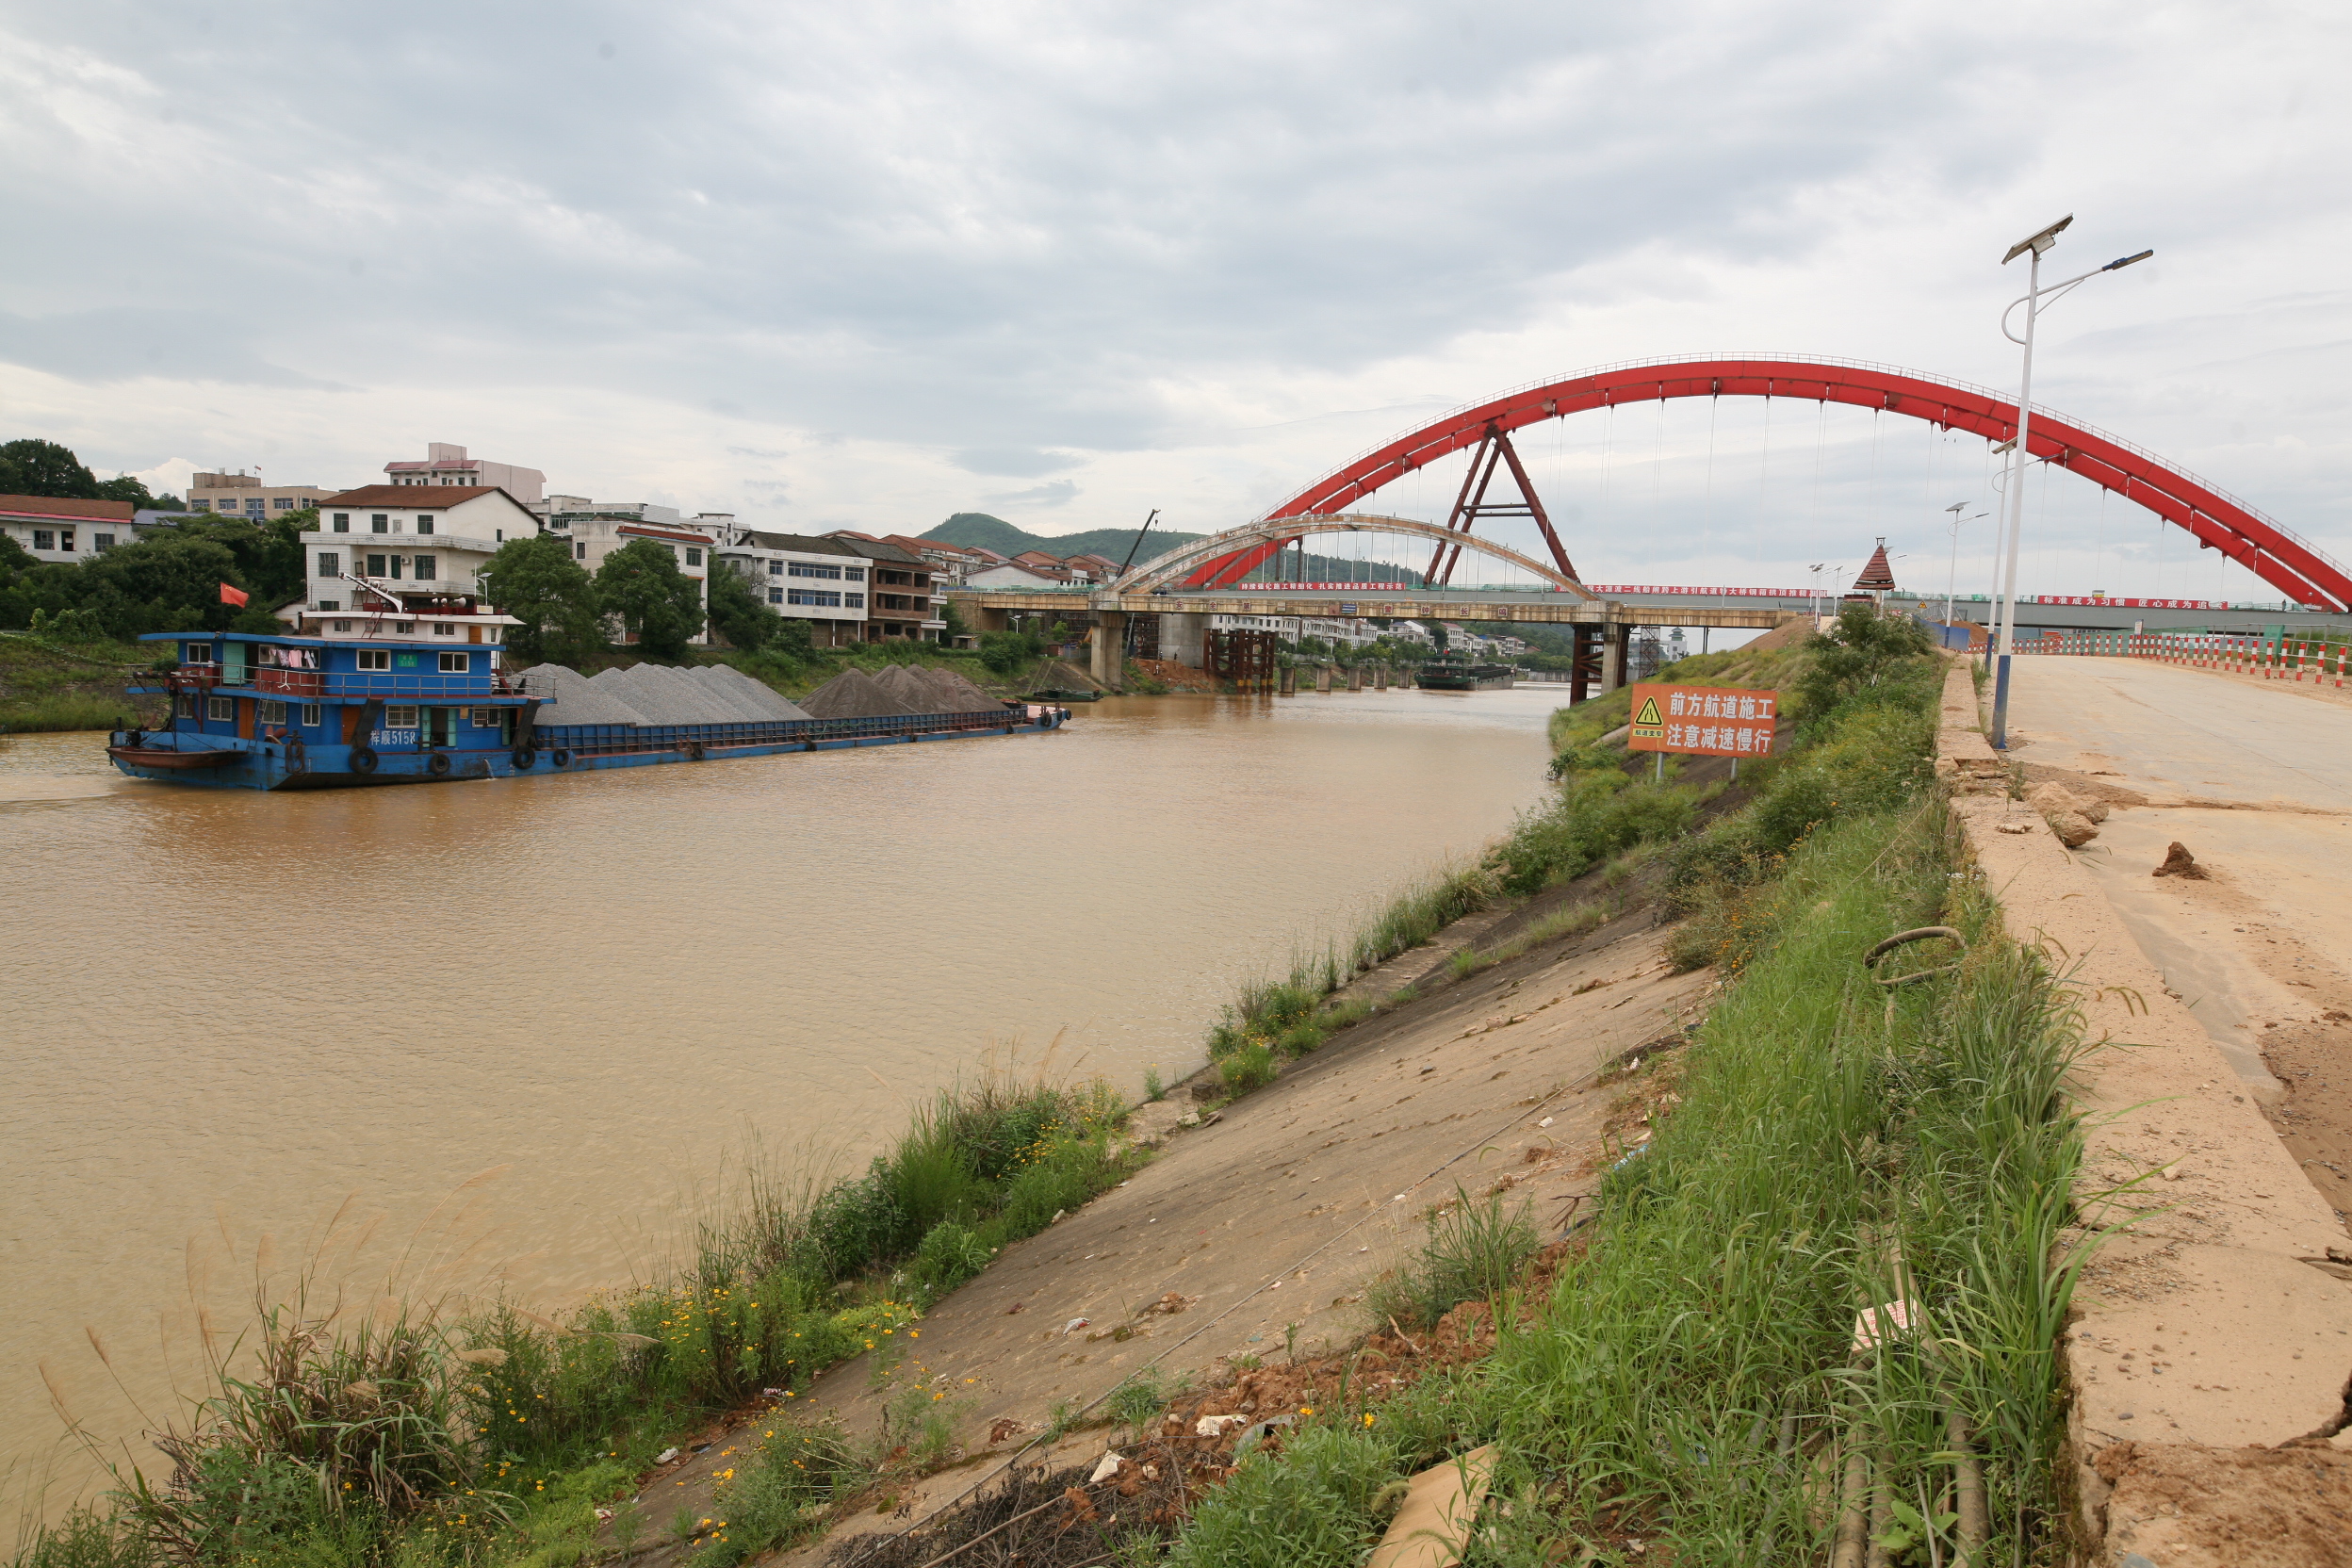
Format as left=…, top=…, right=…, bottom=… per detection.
left=801, top=669, right=916, bottom=719
left=691, top=665, right=811, bottom=721
left=874, top=663, right=1000, bottom=714
left=518, top=664, right=650, bottom=726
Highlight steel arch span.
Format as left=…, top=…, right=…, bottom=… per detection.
left=1119, top=514, right=1595, bottom=599
left=1186, top=354, right=2352, bottom=612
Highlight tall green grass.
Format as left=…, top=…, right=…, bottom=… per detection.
left=1168, top=648, right=2093, bottom=1566
left=18, top=1075, right=1135, bottom=1568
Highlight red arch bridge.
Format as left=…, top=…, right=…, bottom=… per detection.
left=945, top=354, right=2349, bottom=694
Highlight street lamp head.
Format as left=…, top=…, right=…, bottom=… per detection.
left=2102, top=249, right=2154, bottom=271
left=2003, top=215, right=2073, bottom=264
left=1945, top=501, right=1968, bottom=514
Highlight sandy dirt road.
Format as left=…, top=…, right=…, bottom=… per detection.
left=2004, top=654, right=2352, bottom=1222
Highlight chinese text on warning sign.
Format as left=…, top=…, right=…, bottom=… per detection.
left=1625, top=683, right=1778, bottom=758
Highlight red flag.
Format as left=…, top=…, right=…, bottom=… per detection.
left=219, top=582, right=249, bottom=607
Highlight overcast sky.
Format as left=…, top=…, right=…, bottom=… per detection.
left=3, top=1, right=2347, bottom=602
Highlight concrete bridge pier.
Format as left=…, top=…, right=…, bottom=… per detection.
left=1158, top=612, right=1207, bottom=670
left=1600, top=624, right=1631, bottom=694
left=1374, top=663, right=1388, bottom=691
left=1279, top=664, right=1298, bottom=695
left=1315, top=664, right=1333, bottom=693
left=1348, top=665, right=1364, bottom=692
left=1090, top=611, right=1128, bottom=691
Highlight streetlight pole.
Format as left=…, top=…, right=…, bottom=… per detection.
left=1989, top=219, right=2152, bottom=747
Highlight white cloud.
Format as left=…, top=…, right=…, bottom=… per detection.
left=0, top=0, right=2344, bottom=603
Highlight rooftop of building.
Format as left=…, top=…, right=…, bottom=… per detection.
left=318, top=484, right=512, bottom=509
left=0, top=494, right=136, bottom=522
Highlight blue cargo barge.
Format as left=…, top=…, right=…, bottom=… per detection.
left=106, top=629, right=1065, bottom=792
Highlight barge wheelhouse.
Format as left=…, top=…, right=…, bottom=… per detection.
left=109, top=596, right=538, bottom=790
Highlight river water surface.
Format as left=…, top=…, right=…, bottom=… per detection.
left=0, top=684, right=1564, bottom=1511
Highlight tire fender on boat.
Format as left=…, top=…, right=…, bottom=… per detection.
left=426, top=752, right=453, bottom=777
left=350, top=746, right=379, bottom=775
left=512, top=746, right=538, bottom=770
left=683, top=741, right=707, bottom=760
left=550, top=747, right=574, bottom=769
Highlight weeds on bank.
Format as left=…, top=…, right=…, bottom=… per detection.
left=1166, top=617, right=2091, bottom=1565
left=21, top=1074, right=1135, bottom=1568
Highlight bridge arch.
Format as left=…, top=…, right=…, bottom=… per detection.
left=1118, top=514, right=1595, bottom=599
left=1191, top=354, right=2352, bottom=612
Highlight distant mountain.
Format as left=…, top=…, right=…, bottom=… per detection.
left=922, top=512, right=1421, bottom=584
left=923, top=513, right=1202, bottom=566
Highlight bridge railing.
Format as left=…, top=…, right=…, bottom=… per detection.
left=2010, top=630, right=2352, bottom=685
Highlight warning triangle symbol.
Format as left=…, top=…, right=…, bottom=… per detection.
left=1633, top=695, right=1663, bottom=727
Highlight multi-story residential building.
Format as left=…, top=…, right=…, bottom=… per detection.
left=542, top=503, right=718, bottom=645
left=382, top=442, right=547, bottom=505
left=1205, top=612, right=1377, bottom=648
left=828, top=537, right=943, bottom=641
left=0, top=495, right=139, bottom=562
left=710, top=531, right=872, bottom=647
left=296, top=485, right=539, bottom=620
left=878, top=534, right=990, bottom=586
left=186, top=471, right=342, bottom=517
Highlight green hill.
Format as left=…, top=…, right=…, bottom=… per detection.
left=922, top=513, right=1421, bottom=584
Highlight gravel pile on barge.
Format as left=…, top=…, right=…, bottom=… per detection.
left=801, top=669, right=917, bottom=719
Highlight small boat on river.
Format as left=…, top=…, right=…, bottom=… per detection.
left=107, top=603, right=1065, bottom=792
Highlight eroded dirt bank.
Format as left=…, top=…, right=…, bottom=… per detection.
left=614, top=900, right=1709, bottom=1567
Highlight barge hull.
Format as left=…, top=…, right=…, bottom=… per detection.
left=109, top=714, right=1066, bottom=791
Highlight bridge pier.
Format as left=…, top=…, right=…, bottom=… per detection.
left=1600, top=624, right=1631, bottom=694
left=1158, top=612, right=1206, bottom=670
left=1348, top=665, right=1363, bottom=692
left=1315, top=664, right=1332, bottom=693
left=1090, top=611, right=1127, bottom=691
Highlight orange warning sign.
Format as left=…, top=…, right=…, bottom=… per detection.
left=1625, top=682, right=1779, bottom=758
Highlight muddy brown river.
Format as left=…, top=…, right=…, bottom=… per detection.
left=0, top=683, right=1564, bottom=1513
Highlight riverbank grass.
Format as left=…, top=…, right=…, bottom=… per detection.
left=14, top=1073, right=1137, bottom=1568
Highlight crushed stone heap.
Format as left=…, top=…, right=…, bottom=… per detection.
left=800, top=668, right=918, bottom=719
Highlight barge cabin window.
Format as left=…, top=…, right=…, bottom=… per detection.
left=302, top=703, right=322, bottom=727
left=257, top=700, right=287, bottom=726
left=471, top=708, right=502, bottom=727
left=206, top=695, right=233, bottom=721
left=384, top=706, right=419, bottom=729
left=438, top=652, right=469, bottom=673
left=357, top=649, right=391, bottom=671
left=183, top=643, right=214, bottom=664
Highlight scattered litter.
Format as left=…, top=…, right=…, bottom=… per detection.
left=654, top=1447, right=679, bottom=1465
left=1853, top=1297, right=1915, bottom=1352
left=1195, top=1413, right=1249, bottom=1437
left=1537, top=1116, right=1554, bottom=1128
left=1089, top=1452, right=1123, bottom=1483
left=1232, top=1414, right=1295, bottom=1459
left=762, top=1387, right=784, bottom=1397
left=1063, top=1317, right=1090, bottom=1334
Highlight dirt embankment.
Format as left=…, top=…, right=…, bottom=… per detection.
left=1939, top=661, right=2352, bottom=1567
left=609, top=886, right=1711, bottom=1568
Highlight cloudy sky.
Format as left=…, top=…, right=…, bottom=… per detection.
left=3, top=0, right=2347, bottom=602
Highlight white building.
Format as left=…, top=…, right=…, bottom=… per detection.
left=1208, top=612, right=1379, bottom=648
left=711, top=531, right=873, bottom=647
left=382, top=442, right=547, bottom=506
left=298, top=485, right=539, bottom=617
left=0, top=495, right=143, bottom=562
left=542, top=504, right=720, bottom=645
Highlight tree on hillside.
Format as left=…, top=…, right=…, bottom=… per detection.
left=479, top=534, right=604, bottom=665
left=0, top=439, right=100, bottom=499
left=593, top=538, right=704, bottom=661
left=74, top=531, right=249, bottom=637
left=705, top=561, right=776, bottom=651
